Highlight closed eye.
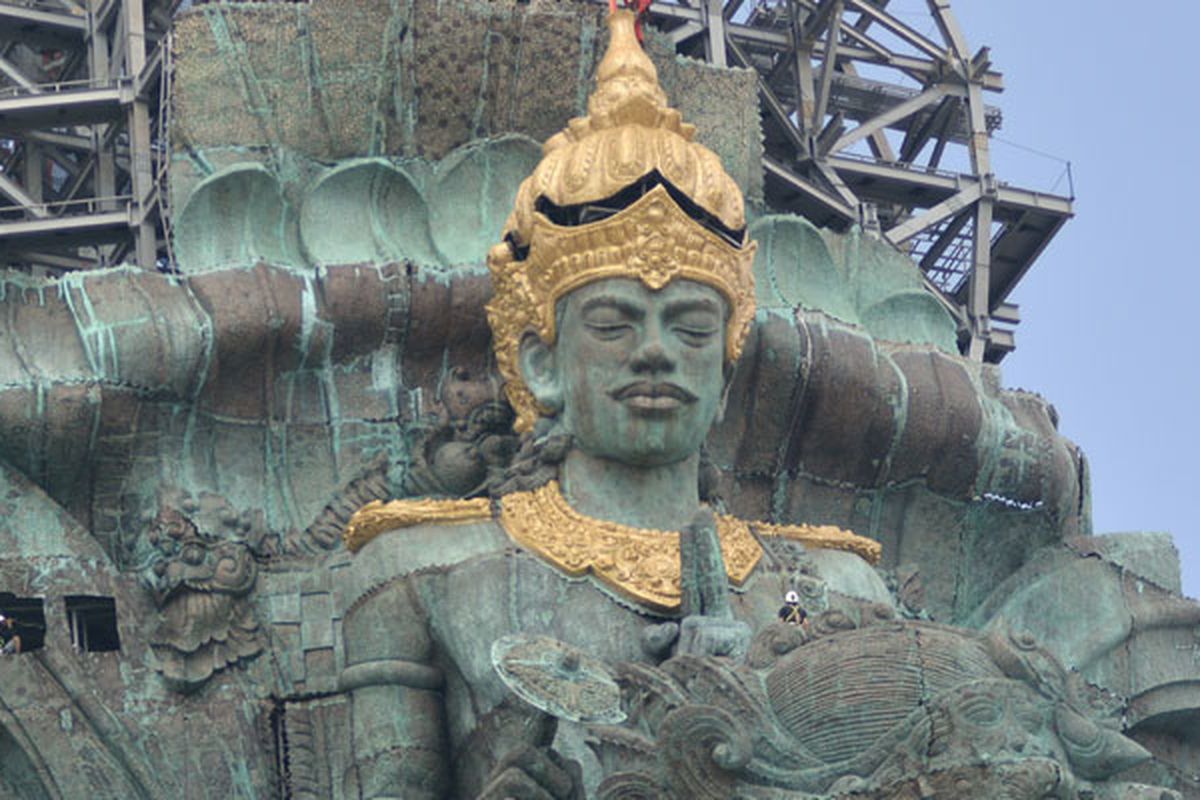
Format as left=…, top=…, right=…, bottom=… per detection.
left=674, top=325, right=719, bottom=347
left=586, top=322, right=634, bottom=340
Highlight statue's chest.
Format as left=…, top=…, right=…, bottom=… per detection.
left=420, top=550, right=659, bottom=684
left=415, top=545, right=796, bottom=704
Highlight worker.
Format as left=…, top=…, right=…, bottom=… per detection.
left=0, top=614, right=22, bottom=655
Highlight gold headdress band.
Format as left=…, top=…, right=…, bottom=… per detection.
left=486, top=9, right=757, bottom=433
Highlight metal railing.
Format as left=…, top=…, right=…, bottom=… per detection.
left=0, top=193, right=131, bottom=218
left=832, top=147, right=1076, bottom=203
left=830, top=148, right=966, bottom=182
left=156, top=30, right=175, bottom=268
left=0, top=75, right=129, bottom=100
left=0, top=0, right=86, bottom=15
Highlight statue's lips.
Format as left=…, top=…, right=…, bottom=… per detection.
left=610, top=381, right=697, bottom=412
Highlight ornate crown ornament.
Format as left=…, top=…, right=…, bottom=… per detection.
left=486, top=8, right=757, bottom=432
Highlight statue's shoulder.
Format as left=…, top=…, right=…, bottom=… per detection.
left=343, top=497, right=494, bottom=554
left=338, top=497, right=505, bottom=618
left=744, top=518, right=889, bottom=605
left=745, top=518, right=882, bottom=565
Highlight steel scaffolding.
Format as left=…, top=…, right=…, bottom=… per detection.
left=0, top=0, right=172, bottom=273
left=0, top=0, right=1072, bottom=361
left=639, top=0, right=1074, bottom=362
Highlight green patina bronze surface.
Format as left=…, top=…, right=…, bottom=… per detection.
left=0, top=0, right=1194, bottom=797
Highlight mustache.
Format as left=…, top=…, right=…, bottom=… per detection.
left=609, top=381, right=698, bottom=403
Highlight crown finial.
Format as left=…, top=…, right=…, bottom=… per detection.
left=586, top=9, right=667, bottom=128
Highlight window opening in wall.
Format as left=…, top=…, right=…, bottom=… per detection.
left=0, top=593, right=46, bottom=653
left=64, top=595, right=120, bottom=653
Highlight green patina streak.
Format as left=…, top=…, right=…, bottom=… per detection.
left=473, top=27, right=495, bottom=139
left=180, top=279, right=217, bottom=491
left=59, top=272, right=120, bottom=379
left=203, top=7, right=280, bottom=152
left=877, top=349, right=910, bottom=492
left=397, top=0, right=417, bottom=150
left=370, top=0, right=405, bottom=156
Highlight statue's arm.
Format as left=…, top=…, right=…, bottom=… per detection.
left=715, top=311, right=1083, bottom=521
left=0, top=264, right=483, bottom=506
left=340, top=570, right=450, bottom=799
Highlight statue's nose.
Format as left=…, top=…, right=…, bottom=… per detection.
left=630, top=340, right=674, bottom=374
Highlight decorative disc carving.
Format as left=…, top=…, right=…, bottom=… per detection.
left=491, top=634, right=626, bottom=725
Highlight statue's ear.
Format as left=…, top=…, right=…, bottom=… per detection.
left=518, top=332, right=564, bottom=414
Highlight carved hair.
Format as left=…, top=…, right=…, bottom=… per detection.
left=487, top=430, right=573, bottom=498
left=488, top=428, right=722, bottom=506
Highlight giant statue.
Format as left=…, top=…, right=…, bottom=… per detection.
left=335, top=10, right=1190, bottom=799
left=0, top=0, right=1195, bottom=798
left=339, top=11, right=886, bottom=795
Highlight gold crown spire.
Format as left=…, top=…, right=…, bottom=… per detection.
left=487, top=9, right=757, bottom=432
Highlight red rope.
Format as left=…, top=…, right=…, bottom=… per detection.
left=609, top=0, right=653, bottom=43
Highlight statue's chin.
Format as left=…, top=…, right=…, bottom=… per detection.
left=564, top=401, right=715, bottom=468
left=613, top=448, right=693, bottom=468
left=576, top=430, right=703, bottom=468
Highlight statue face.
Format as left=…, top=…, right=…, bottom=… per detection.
left=524, top=278, right=728, bottom=466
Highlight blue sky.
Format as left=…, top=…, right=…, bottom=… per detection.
left=939, top=2, right=1200, bottom=598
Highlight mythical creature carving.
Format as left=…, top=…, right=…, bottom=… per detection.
left=296, top=366, right=517, bottom=555
left=401, top=365, right=519, bottom=498
left=142, top=491, right=267, bottom=690
left=494, top=615, right=1172, bottom=799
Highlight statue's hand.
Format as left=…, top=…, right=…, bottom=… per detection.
left=641, top=620, right=680, bottom=658
left=674, top=508, right=752, bottom=661
left=477, top=743, right=584, bottom=800
left=676, top=614, right=752, bottom=661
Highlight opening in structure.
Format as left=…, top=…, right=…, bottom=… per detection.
left=64, top=595, right=120, bottom=653
left=0, top=593, right=46, bottom=652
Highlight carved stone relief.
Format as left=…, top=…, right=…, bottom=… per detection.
left=495, top=612, right=1173, bottom=799
left=142, top=491, right=268, bottom=690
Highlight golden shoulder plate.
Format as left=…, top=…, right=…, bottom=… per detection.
left=343, top=497, right=492, bottom=553
left=499, top=481, right=761, bottom=613
left=755, top=521, right=882, bottom=565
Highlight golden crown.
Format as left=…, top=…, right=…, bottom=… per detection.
left=486, top=8, right=757, bottom=433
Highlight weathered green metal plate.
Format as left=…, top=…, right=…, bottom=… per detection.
left=492, top=634, right=626, bottom=725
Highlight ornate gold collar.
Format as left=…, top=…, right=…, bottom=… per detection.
left=342, top=482, right=882, bottom=613
left=499, top=481, right=762, bottom=613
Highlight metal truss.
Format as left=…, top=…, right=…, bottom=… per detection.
left=0, top=0, right=173, bottom=274
left=638, top=0, right=1074, bottom=362
left=0, top=0, right=1070, bottom=361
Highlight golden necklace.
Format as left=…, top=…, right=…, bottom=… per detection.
left=499, top=480, right=762, bottom=613
left=343, top=481, right=882, bottom=614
